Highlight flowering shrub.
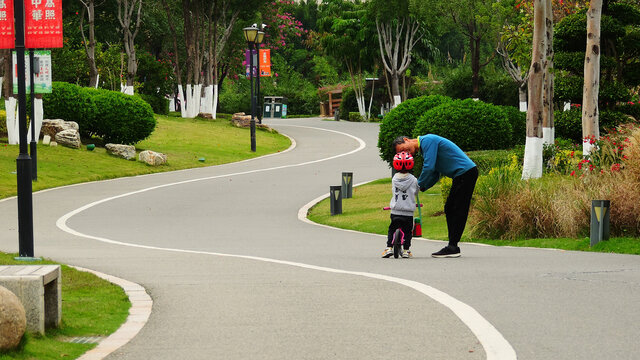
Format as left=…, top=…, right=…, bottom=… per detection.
left=262, top=0, right=307, bottom=51
left=575, top=125, right=635, bottom=176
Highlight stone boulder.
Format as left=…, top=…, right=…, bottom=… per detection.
left=231, top=112, right=252, bottom=128
left=0, top=286, right=26, bottom=351
left=139, top=150, right=167, bottom=166
left=105, top=144, right=136, bottom=160
left=54, top=129, right=81, bottom=149
left=41, top=119, right=79, bottom=139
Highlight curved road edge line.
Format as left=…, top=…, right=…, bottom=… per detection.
left=298, top=181, right=517, bottom=360
left=69, top=266, right=152, bottom=360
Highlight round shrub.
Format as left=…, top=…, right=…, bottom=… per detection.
left=479, top=73, right=518, bottom=107
left=87, top=88, right=156, bottom=144
left=413, top=99, right=512, bottom=151
left=43, top=82, right=98, bottom=138
left=377, top=94, right=452, bottom=166
left=500, top=105, right=526, bottom=146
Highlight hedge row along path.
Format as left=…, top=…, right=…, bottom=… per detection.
left=1, top=118, right=639, bottom=359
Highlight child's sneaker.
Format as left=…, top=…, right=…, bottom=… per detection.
left=401, top=250, right=412, bottom=258
left=381, top=247, right=394, bottom=258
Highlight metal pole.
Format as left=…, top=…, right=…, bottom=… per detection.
left=14, top=0, right=35, bottom=258
left=256, top=48, right=261, bottom=124
left=29, top=50, right=37, bottom=181
left=249, top=43, right=256, bottom=152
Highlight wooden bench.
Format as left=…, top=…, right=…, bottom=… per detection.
left=0, top=265, right=61, bottom=335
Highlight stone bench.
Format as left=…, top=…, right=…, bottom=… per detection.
left=0, top=265, right=61, bottom=335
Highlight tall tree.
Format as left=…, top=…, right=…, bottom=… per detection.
left=542, top=0, right=555, bottom=146
left=318, top=0, right=376, bottom=119
left=79, top=0, right=99, bottom=88
left=522, top=0, right=548, bottom=179
left=371, top=0, right=422, bottom=107
left=582, top=0, right=603, bottom=155
left=117, top=0, right=143, bottom=95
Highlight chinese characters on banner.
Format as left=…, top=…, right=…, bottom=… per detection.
left=12, top=51, right=52, bottom=93
left=25, top=0, right=63, bottom=48
left=245, top=49, right=272, bottom=77
left=259, top=49, right=271, bottom=77
left=0, top=0, right=15, bottom=49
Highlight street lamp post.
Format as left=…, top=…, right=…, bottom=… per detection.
left=255, top=28, right=264, bottom=124
left=243, top=25, right=259, bottom=152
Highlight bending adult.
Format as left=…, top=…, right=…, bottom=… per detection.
left=393, top=135, right=478, bottom=258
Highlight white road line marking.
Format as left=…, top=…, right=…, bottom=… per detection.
left=55, top=124, right=516, bottom=360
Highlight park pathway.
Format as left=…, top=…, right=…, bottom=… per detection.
left=1, top=117, right=639, bottom=359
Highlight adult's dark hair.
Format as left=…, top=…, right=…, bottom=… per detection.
left=391, top=136, right=408, bottom=159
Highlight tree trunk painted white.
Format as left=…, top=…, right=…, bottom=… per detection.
left=582, top=0, right=602, bottom=156
left=169, top=97, right=175, bottom=111
left=522, top=0, right=546, bottom=180
left=523, top=136, right=543, bottom=179
left=120, top=83, right=134, bottom=95
left=212, top=84, right=218, bottom=119
left=542, top=0, right=555, bottom=147
left=519, top=86, right=527, bottom=112
left=177, top=85, right=187, bottom=118
left=5, top=98, right=18, bottom=144
left=0, top=77, right=3, bottom=98
left=392, top=95, right=402, bottom=108
left=200, top=85, right=213, bottom=115
left=26, top=98, right=43, bottom=143
left=543, top=127, right=555, bottom=146
left=563, top=102, right=571, bottom=111
left=184, top=84, right=202, bottom=118
left=356, top=95, right=366, bottom=119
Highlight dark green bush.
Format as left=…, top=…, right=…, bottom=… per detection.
left=478, top=73, right=518, bottom=107
left=440, top=67, right=474, bottom=100
left=555, top=74, right=631, bottom=104
left=339, top=87, right=356, bottom=120
left=43, top=82, right=155, bottom=144
left=348, top=112, right=364, bottom=122
left=88, top=88, right=156, bottom=144
left=138, top=93, right=169, bottom=115
left=377, top=94, right=452, bottom=166
left=218, top=77, right=251, bottom=114
left=617, top=103, right=640, bottom=121
left=554, top=108, right=635, bottom=143
left=413, top=99, right=512, bottom=151
left=43, top=82, right=98, bottom=138
left=499, top=105, right=526, bottom=146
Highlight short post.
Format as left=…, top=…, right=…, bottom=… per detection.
left=590, top=200, right=610, bottom=247
left=341, top=172, right=353, bottom=199
left=334, top=109, right=339, bottom=121
left=330, top=185, right=342, bottom=215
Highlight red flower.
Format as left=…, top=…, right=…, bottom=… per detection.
left=611, top=163, right=621, bottom=172
left=570, top=170, right=575, bottom=176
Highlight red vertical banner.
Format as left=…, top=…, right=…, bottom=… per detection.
left=259, top=49, right=271, bottom=77
left=25, top=0, right=63, bottom=48
left=0, top=0, right=15, bottom=49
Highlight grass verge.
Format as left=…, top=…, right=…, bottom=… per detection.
left=307, top=178, right=640, bottom=255
left=0, top=253, right=130, bottom=360
left=0, top=113, right=291, bottom=199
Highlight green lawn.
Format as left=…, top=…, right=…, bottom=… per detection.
left=0, top=254, right=130, bottom=360
left=308, top=178, right=640, bottom=255
left=0, top=113, right=291, bottom=199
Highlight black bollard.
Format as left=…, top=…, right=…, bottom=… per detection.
left=341, top=172, right=353, bottom=199
left=330, top=185, right=342, bottom=215
left=590, top=200, right=610, bottom=247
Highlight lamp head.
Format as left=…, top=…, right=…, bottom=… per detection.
left=243, top=25, right=259, bottom=43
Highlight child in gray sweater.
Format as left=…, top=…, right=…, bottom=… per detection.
left=382, top=152, right=419, bottom=258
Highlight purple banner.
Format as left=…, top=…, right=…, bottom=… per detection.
left=245, top=49, right=257, bottom=77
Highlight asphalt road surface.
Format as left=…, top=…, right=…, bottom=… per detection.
left=1, top=117, right=639, bottom=360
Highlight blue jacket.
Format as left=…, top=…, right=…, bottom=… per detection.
left=417, top=134, right=476, bottom=191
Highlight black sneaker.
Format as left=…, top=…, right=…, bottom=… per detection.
left=431, top=245, right=461, bottom=258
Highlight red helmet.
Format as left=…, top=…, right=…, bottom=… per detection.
left=393, top=151, right=414, bottom=171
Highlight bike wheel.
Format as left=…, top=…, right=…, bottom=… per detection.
left=393, top=229, right=403, bottom=258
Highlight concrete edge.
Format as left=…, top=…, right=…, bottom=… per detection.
left=70, top=266, right=152, bottom=360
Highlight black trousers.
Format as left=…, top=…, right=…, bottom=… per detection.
left=444, top=166, right=478, bottom=247
left=387, top=214, right=414, bottom=250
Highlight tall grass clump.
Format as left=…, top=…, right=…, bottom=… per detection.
left=470, top=125, right=640, bottom=239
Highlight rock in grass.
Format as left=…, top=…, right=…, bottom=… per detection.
left=106, top=144, right=136, bottom=160
left=55, top=129, right=81, bottom=149
left=139, top=150, right=167, bottom=166
left=0, top=286, right=26, bottom=351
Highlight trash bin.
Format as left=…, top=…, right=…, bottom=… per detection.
left=282, top=104, right=287, bottom=118
left=274, top=103, right=282, bottom=118
left=263, top=104, right=272, bottom=118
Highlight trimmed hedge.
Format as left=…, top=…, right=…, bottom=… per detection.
left=499, top=105, right=526, bottom=146
left=43, top=82, right=156, bottom=144
left=138, top=94, right=169, bottom=115
left=377, top=95, right=452, bottom=166
left=413, top=99, right=512, bottom=151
